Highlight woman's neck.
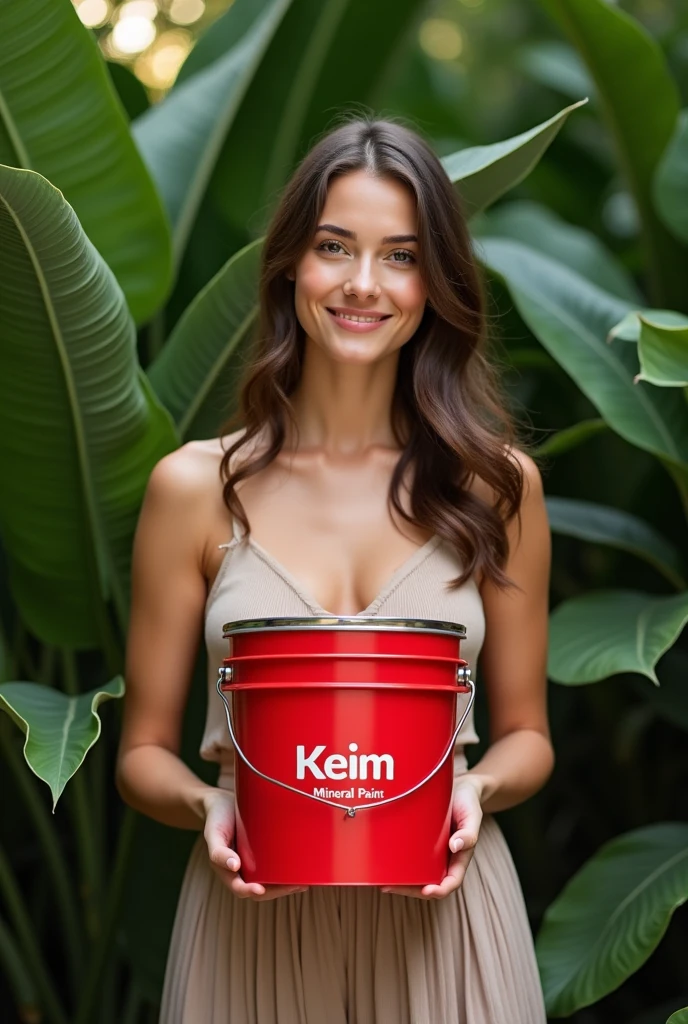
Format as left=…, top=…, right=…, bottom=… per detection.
left=288, top=341, right=401, bottom=457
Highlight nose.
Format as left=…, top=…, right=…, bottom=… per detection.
left=344, top=254, right=381, bottom=298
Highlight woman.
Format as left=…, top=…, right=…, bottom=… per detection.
left=117, top=115, right=553, bottom=1023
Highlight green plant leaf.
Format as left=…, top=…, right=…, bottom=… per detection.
left=138, top=0, right=426, bottom=282
left=536, top=823, right=688, bottom=1016
left=537, top=0, right=685, bottom=307
left=608, top=309, right=688, bottom=343
left=133, top=0, right=291, bottom=268
left=0, top=0, right=171, bottom=323
left=636, top=318, right=688, bottom=388
left=534, top=419, right=608, bottom=457
left=654, top=109, right=688, bottom=246
left=0, top=677, right=124, bottom=809
left=545, top=496, right=685, bottom=588
left=204, top=0, right=426, bottom=234
left=107, top=61, right=150, bottom=121
left=479, top=238, right=688, bottom=477
left=667, top=1009, right=688, bottom=1024
left=441, top=100, right=588, bottom=217
left=148, top=238, right=263, bottom=439
left=0, top=164, right=178, bottom=647
left=548, top=589, right=688, bottom=685
left=476, top=200, right=642, bottom=302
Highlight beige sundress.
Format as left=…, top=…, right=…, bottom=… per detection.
left=159, top=519, right=547, bottom=1023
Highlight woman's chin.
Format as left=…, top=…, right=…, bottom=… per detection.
left=313, top=333, right=394, bottom=366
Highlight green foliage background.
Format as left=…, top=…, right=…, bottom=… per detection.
left=0, top=0, right=687, bottom=1021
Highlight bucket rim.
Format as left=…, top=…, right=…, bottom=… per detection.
left=222, top=615, right=467, bottom=639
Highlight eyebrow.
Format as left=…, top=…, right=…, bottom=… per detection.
left=315, top=223, right=418, bottom=245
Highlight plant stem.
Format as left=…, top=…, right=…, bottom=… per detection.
left=90, top=718, right=107, bottom=874
left=0, top=911, right=40, bottom=1023
left=146, top=309, right=166, bottom=364
left=0, top=615, right=18, bottom=681
left=74, top=807, right=138, bottom=1024
left=37, top=643, right=57, bottom=686
left=95, top=595, right=126, bottom=680
left=60, top=648, right=103, bottom=938
left=0, top=717, right=83, bottom=996
left=665, top=461, right=688, bottom=526
left=0, top=844, right=68, bottom=1024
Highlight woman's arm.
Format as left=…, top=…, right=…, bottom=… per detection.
left=115, top=447, right=222, bottom=830
left=464, top=450, right=554, bottom=814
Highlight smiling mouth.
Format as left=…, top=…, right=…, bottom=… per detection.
left=326, top=308, right=393, bottom=323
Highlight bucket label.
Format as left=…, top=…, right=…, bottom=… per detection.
left=312, top=786, right=386, bottom=799
left=296, top=743, right=394, bottom=782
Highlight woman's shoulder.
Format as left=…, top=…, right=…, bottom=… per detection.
left=147, top=430, right=249, bottom=496
left=466, top=445, right=543, bottom=511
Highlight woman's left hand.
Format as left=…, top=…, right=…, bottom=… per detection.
left=380, top=774, right=485, bottom=900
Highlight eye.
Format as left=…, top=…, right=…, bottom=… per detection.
left=388, top=249, right=416, bottom=264
left=316, top=239, right=348, bottom=255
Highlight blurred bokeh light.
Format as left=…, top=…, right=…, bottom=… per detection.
left=419, top=18, right=465, bottom=61
left=169, top=0, right=206, bottom=25
left=73, top=0, right=687, bottom=110
left=72, top=0, right=228, bottom=95
left=76, top=0, right=111, bottom=28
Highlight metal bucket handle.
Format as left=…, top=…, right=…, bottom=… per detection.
left=216, top=668, right=475, bottom=818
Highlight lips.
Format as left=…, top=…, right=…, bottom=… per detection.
left=325, top=308, right=393, bottom=333
left=326, top=307, right=393, bottom=321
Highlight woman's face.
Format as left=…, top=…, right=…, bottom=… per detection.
left=290, top=170, right=427, bottom=365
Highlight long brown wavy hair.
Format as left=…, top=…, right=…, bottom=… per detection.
left=219, top=114, right=537, bottom=591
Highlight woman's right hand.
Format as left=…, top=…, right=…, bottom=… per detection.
left=203, top=789, right=308, bottom=901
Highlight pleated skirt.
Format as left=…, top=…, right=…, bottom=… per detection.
left=159, top=758, right=547, bottom=1024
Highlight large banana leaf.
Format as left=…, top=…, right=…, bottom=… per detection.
left=654, top=109, right=688, bottom=246
left=0, top=164, right=178, bottom=648
left=548, top=588, right=688, bottom=685
left=148, top=239, right=262, bottom=440
left=475, top=200, right=642, bottom=302
left=441, top=100, right=588, bottom=216
left=0, top=678, right=124, bottom=809
left=137, top=0, right=428, bottom=276
left=205, top=0, right=427, bottom=232
left=536, top=824, right=688, bottom=1016
left=479, top=238, right=688, bottom=480
left=536, top=0, right=686, bottom=307
left=636, top=319, right=688, bottom=388
left=133, top=0, right=292, bottom=267
left=0, top=0, right=171, bottom=324
left=545, top=496, right=685, bottom=588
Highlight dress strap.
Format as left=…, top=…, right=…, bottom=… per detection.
left=232, top=516, right=245, bottom=543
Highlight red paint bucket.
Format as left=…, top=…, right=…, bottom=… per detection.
left=217, top=616, right=474, bottom=886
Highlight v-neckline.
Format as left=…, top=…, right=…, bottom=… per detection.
left=241, top=528, right=442, bottom=618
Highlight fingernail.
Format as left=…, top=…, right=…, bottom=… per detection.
left=450, top=838, right=464, bottom=853
left=227, top=857, right=239, bottom=870
left=381, top=888, right=391, bottom=893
